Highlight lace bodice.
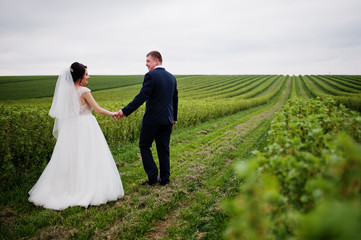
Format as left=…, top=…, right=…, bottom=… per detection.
left=77, top=87, right=93, bottom=115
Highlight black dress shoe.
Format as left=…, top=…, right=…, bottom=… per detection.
left=141, top=179, right=155, bottom=185
left=160, top=180, right=170, bottom=186
left=141, top=176, right=160, bottom=186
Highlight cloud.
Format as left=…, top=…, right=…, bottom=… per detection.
left=0, top=0, right=360, bottom=75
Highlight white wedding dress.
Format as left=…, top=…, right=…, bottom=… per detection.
left=29, top=86, right=124, bottom=210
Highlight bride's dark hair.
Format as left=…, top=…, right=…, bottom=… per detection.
left=70, top=62, right=87, bottom=83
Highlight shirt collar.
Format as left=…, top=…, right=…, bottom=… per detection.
left=154, top=65, right=165, bottom=69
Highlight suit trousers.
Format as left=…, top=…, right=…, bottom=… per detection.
left=139, top=123, right=173, bottom=183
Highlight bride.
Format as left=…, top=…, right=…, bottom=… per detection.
left=28, top=62, right=124, bottom=210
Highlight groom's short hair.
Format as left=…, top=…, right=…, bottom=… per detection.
left=147, top=51, right=162, bottom=64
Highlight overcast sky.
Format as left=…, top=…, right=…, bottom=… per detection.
left=1, top=0, right=360, bottom=76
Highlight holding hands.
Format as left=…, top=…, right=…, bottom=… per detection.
left=112, top=110, right=125, bottom=120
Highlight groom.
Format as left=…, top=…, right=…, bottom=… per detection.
left=116, top=51, right=178, bottom=186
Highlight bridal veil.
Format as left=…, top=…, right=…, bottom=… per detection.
left=49, top=68, right=80, bottom=138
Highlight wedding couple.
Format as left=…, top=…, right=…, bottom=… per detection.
left=28, top=51, right=178, bottom=210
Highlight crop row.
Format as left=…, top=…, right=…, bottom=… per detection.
left=297, top=75, right=361, bottom=111
left=307, top=75, right=359, bottom=96
left=289, top=76, right=297, bottom=99
left=211, top=75, right=279, bottom=99
left=312, top=75, right=360, bottom=93
left=332, top=75, right=361, bottom=87
left=179, top=75, right=245, bottom=93
left=181, top=75, right=267, bottom=99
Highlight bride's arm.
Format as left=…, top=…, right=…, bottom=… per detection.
left=82, top=92, right=116, bottom=116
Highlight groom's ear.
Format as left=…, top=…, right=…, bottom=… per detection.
left=155, top=58, right=162, bottom=65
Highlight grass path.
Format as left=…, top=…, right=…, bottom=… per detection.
left=1, top=80, right=290, bottom=239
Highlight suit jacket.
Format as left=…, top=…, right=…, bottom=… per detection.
left=122, top=67, right=178, bottom=125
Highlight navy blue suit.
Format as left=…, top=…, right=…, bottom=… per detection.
left=122, top=67, right=178, bottom=183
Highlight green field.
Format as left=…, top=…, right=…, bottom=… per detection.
left=1, top=74, right=361, bottom=239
